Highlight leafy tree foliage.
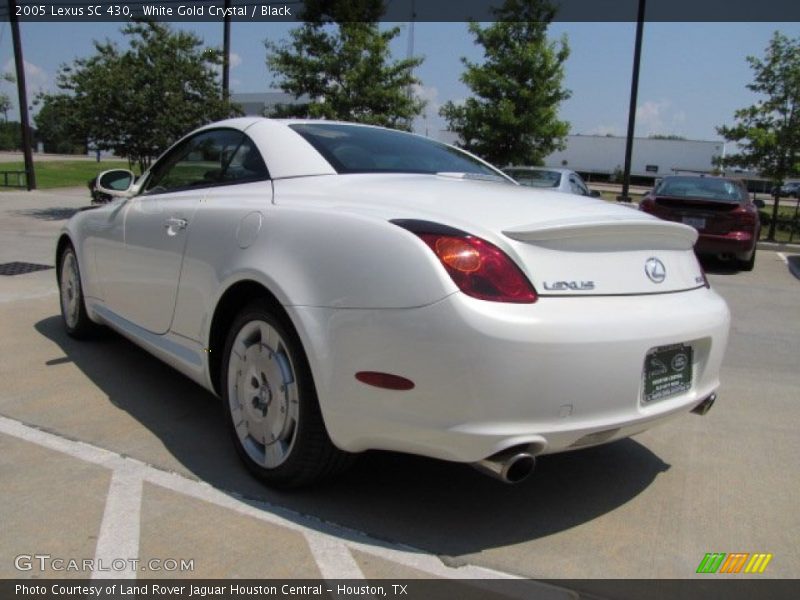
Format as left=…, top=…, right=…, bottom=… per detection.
left=0, top=73, right=16, bottom=123
left=0, top=93, right=11, bottom=122
left=717, top=32, right=800, bottom=240
left=440, top=0, right=571, bottom=167
left=0, top=121, right=21, bottom=150
left=43, top=22, right=239, bottom=172
left=34, top=94, right=86, bottom=153
left=265, top=0, right=424, bottom=129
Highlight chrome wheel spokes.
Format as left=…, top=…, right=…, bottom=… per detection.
left=60, top=252, right=81, bottom=329
left=227, top=320, right=299, bottom=468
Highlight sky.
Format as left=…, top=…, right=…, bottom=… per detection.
left=2, top=20, right=799, bottom=142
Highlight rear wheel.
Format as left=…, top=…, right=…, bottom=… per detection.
left=221, top=301, right=352, bottom=487
left=738, top=247, right=756, bottom=272
left=58, top=245, right=98, bottom=338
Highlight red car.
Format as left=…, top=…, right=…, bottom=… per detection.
left=639, top=175, right=760, bottom=271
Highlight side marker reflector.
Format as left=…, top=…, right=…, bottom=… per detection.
left=355, top=371, right=415, bottom=391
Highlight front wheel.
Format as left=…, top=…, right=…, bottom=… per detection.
left=221, top=301, right=352, bottom=487
left=58, top=245, right=99, bottom=338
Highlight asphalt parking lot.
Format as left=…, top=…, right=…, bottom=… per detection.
left=0, top=188, right=798, bottom=584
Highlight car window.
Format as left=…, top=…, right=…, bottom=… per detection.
left=655, top=177, right=747, bottom=202
left=290, top=123, right=505, bottom=179
left=220, top=136, right=270, bottom=183
left=506, top=169, right=561, bottom=188
left=144, top=129, right=247, bottom=195
left=570, top=174, right=590, bottom=196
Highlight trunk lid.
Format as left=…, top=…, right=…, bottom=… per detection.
left=653, top=195, right=743, bottom=235
left=274, top=174, right=707, bottom=296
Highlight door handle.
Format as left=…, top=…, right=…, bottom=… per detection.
left=163, top=217, right=188, bottom=236
left=164, top=217, right=189, bottom=232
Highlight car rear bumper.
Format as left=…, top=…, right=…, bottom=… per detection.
left=695, top=231, right=757, bottom=256
left=289, top=287, right=730, bottom=463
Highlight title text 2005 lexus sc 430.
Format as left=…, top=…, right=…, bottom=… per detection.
left=57, top=118, right=730, bottom=487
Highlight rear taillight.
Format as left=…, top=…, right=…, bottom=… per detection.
left=731, top=207, right=757, bottom=228
left=417, top=234, right=537, bottom=303
left=391, top=220, right=537, bottom=303
left=639, top=196, right=656, bottom=212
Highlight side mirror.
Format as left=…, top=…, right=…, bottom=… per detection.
left=96, top=169, right=135, bottom=197
left=590, top=190, right=602, bottom=198
left=753, top=198, right=766, bottom=209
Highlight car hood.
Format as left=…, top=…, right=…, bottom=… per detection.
left=273, top=173, right=705, bottom=296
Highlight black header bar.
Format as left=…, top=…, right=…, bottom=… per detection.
left=2, top=0, right=800, bottom=23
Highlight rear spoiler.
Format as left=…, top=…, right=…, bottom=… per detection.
left=503, top=215, right=698, bottom=250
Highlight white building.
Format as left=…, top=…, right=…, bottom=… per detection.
left=231, top=92, right=309, bottom=117
left=437, top=131, right=726, bottom=180
left=545, top=135, right=725, bottom=179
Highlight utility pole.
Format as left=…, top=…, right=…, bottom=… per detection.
left=9, top=0, right=36, bottom=190
left=619, top=0, right=646, bottom=203
left=406, top=0, right=416, bottom=131
left=222, top=0, right=231, bottom=100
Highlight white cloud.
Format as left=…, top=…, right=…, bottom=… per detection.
left=412, top=84, right=441, bottom=136
left=3, top=59, right=51, bottom=95
left=211, top=52, right=241, bottom=79
left=635, top=100, right=667, bottom=135
left=413, top=83, right=439, bottom=107
left=635, top=99, right=686, bottom=137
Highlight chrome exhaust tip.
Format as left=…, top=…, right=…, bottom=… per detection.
left=691, top=393, right=717, bottom=415
left=472, top=448, right=536, bottom=484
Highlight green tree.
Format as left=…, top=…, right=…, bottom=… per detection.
left=0, top=93, right=11, bottom=122
left=440, top=0, right=571, bottom=167
left=717, top=31, right=800, bottom=240
left=34, top=94, right=86, bottom=154
left=0, top=121, right=21, bottom=150
left=46, top=22, right=239, bottom=172
left=265, top=0, right=424, bottom=129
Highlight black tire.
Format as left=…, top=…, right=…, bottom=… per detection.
left=57, top=245, right=100, bottom=339
left=221, top=300, right=353, bottom=488
left=738, top=247, right=756, bottom=272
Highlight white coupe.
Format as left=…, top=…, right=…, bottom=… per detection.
left=57, top=118, right=730, bottom=487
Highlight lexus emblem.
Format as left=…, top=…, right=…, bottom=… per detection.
left=645, top=257, right=666, bottom=283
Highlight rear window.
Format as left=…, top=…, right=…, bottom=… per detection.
left=289, top=123, right=503, bottom=179
left=655, top=177, right=747, bottom=202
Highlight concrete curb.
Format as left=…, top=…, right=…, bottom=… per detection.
left=757, top=240, right=800, bottom=252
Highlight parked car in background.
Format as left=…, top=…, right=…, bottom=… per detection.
left=503, top=166, right=601, bottom=198
left=57, top=119, right=730, bottom=488
left=639, top=175, right=760, bottom=271
left=775, top=181, right=800, bottom=198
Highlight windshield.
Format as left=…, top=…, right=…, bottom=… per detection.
left=505, top=169, right=562, bottom=188
left=655, top=177, right=747, bottom=202
left=289, top=123, right=504, bottom=178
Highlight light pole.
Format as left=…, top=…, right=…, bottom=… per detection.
left=619, top=0, right=646, bottom=202
left=9, top=0, right=36, bottom=190
left=222, top=0, right=231, bottom=99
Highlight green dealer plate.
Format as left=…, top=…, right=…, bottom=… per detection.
left=643, top=344, right=693, bottom=403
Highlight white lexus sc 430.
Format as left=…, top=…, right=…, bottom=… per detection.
left=57, top=118, right=730, bottom=487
